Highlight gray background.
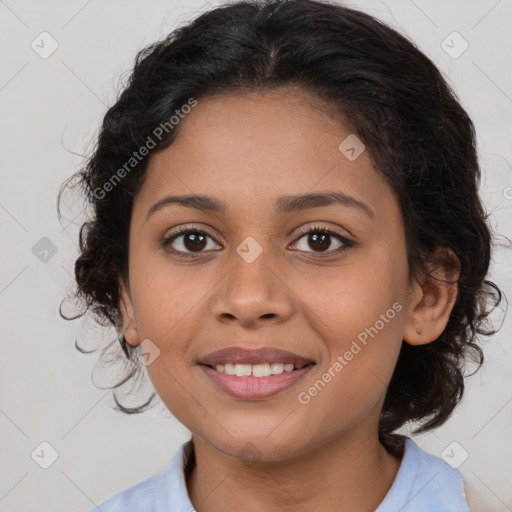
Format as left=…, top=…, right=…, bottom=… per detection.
left=0, top=0, right=511, bottom=511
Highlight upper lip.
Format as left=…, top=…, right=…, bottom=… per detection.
left=199, top=347, right=315, bottom=366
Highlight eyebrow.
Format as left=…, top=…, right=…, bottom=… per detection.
left=146, top=191, right=375, bottom=220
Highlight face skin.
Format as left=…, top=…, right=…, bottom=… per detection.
left=119, top=87, right=459, bottom=512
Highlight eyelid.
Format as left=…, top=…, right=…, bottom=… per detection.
left=163, top=222, right=352, bottom=241
left=163, top=223, right=219, bottom=240
left=289, top=224, right=354, bottom=253
left=292, top=223, right=352, bottom=241
left=162, top=225, right=219, bottom=246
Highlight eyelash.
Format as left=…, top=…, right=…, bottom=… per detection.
left=161, top=225, right=355, bottom=258
left=161, top=224, right=354, bottom=259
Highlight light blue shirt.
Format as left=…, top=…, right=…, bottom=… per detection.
left=88, top=437, right=471, bottom=511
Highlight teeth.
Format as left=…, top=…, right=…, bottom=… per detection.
left=252, top=363, right=271, bottom=377
left=213, top=362, right=307, bottom=376
left=224, top=363, right=235, bottom=375
left=234, top=364, right=252, bottom=376
left=270, top=363, right=284, bottom=374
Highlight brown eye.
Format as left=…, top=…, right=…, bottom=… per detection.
left=291, top=225, right=353, bottom=255
left=162, top=227, right=221, bottom=256
left=161, top=224, right=353, bottom=259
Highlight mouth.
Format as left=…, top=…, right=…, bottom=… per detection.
left=198, top=347, right=316, bottom=399
left=202, top=361, right=313, bottom=377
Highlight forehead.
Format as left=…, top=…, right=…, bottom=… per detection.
left=135, top=88, right=397, bottom=223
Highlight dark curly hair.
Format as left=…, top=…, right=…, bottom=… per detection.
left=58, top=0, right=505, bottom=440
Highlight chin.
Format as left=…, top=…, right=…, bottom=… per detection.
left=201, top=428, right=315, bottom=465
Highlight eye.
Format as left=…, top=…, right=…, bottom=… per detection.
left=161, top=224, right=354, bottom=258
left=290, top=224, right=353, bottom=256
left=162, top=226, right=221, bottom=257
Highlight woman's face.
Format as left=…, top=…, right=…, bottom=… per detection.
left=120, top=87, right=417, bottom=460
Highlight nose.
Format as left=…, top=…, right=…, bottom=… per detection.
left=210, top=249, right=295, bottom=328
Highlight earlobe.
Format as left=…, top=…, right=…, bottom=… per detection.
left=403, top=247, right=460, bottom=347
left=118, top=277, right=141, bottom=347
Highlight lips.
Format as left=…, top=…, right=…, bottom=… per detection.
left=199, top=347, right=315, bottom=366
left=198, top=346, right=316, bottom=399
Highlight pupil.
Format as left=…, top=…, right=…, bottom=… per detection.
left=185, top=233, right=207, bottom=251
left=310, top=233, right=330, bottom=252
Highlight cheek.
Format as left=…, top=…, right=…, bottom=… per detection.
left=300, top=254, right=406, bottom=390
left=129, top=254, right=210, bottom=339
left=145, top=359, right=200, bottom=430
left=297, top=278, right=405, bottom=430
left=304, top=256, right=403, bottom=341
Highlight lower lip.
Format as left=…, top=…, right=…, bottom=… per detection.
left=200, top=364, right=315, bottom=400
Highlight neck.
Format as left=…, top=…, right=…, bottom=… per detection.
left=186, top=430, right=403, bottom=512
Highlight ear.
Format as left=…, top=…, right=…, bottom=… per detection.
left=403, top=247, right=460, bottom=346
left=118, top=277, right=141, bottom=347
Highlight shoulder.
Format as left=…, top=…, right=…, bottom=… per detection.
left=86, top=440, right=194, bottom=512
left=87, top=473, right=160, bottom=512
left=377, top=437, right=472, bottom=512
left=409, top=438, right=471, bottom=509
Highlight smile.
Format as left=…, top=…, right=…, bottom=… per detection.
left=209, top=362, right=309, bottom=377
left=198, top=346, right=316, bottom=399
